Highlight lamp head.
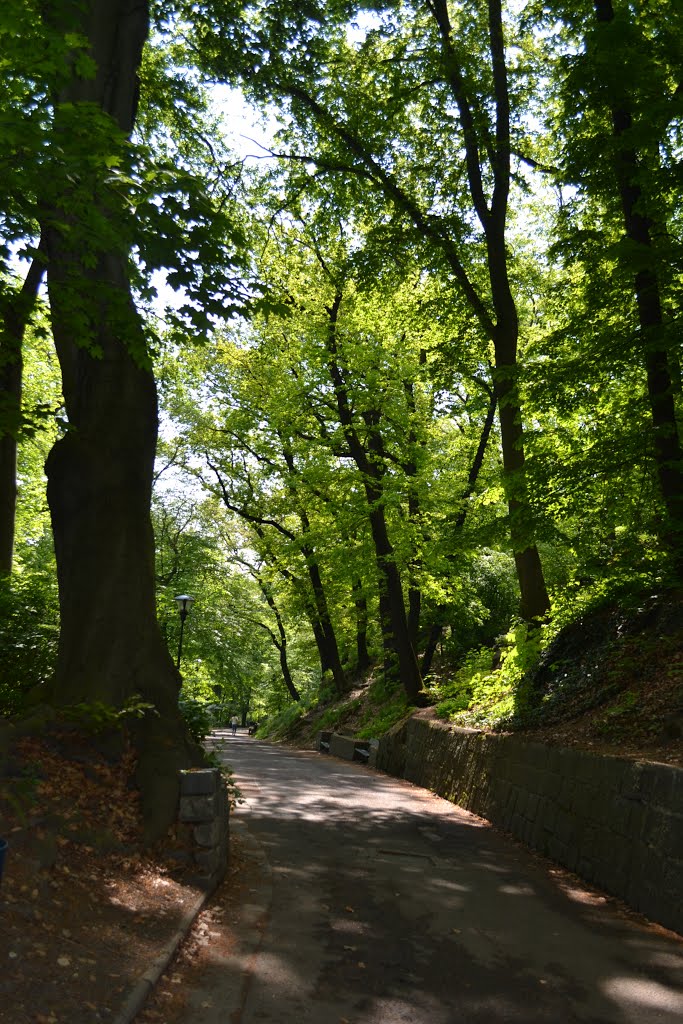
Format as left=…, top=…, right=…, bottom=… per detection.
left=174, top=594, right=194, bottom=619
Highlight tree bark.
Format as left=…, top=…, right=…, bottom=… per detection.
left=301, top=536, right=348, bottom=695
left=40, top=0, right=200, bottom=840
left=403, top=375, right=423, bottom=649
left=352, top=578, right=371, bottom=673
left=430, top=0, right=551, bottom=619
left=257, top=584, right=301, bottom=702
left=421, top=386, right=497, bottom=677
left=324, top=293, right=423, bottom=702
left=593, top=0, right=683, bottom=564
left=280, top=444, right=348, bottom=696
left=0, top=245, right=46, bottom=574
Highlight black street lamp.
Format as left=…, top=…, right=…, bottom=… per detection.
left=174, top=594, right=194, bottom=670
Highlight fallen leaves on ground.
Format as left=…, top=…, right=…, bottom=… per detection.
left=0, top=730, right=202, bottom=1024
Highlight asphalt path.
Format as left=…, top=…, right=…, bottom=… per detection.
left=192, top=732, right=682, bottom=1024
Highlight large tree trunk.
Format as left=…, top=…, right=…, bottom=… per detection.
left=40, top=0, right=200, bottom=841
left=421, top=386, right=497, bottom=677
left=493, top=316, right=550, bottom=621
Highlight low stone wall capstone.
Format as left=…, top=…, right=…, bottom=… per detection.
left=372, top=717, right=682, bottom=935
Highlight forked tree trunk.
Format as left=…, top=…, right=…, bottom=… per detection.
left=40, top=0, right=200, bottom=840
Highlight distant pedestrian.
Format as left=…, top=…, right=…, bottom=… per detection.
left=231, top=715, right=238, bottom=736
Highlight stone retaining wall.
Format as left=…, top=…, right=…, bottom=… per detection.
left=373, top=717, right=682, bottom=935
left=178, top=768, right=229, bottom=889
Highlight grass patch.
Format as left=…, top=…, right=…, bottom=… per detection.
left=257, top=701, right=308, bottom=740
left=355, top=677, right=409, bottom=738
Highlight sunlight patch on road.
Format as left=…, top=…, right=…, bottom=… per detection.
left=602, top=976, right=683, bottom=1018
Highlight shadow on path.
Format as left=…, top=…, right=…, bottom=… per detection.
left=196, top=733, right=683, bottom=1024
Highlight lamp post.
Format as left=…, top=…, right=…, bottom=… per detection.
left=174, top=594, right=194, bottom=670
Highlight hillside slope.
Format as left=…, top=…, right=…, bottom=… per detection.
left=262, top=588, right=683, bottom=767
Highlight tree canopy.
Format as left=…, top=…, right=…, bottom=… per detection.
left=1, top=0, right=680, bottom=834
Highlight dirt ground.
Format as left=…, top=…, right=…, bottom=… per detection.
left=0, top=732, right=203, bottom=1024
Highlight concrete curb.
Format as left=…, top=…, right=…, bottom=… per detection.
left=111, top=879, right=219, bottom=1024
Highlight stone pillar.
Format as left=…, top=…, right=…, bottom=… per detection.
left=178, top=768, right=229, bottom=889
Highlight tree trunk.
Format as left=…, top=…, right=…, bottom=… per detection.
left=352, top=578, right=371, bottom=673
left=324, top=293, right=423, bottom=702
left=258, top=585, right=300, bottom=702
left=403, top=376, right=423, bottom=649
left=0, top=247, right=46, bottom=574
left=428, top=0, right=551, bottom=621
left=302, top=545, right=347, bottom=695
left=593, top=0, right=683, bottom=564
left=368, top=502, right=423, bottom=702
left=492, top=323, right=550, bottom=620
left=40, top=0, right=200, bottom=841
left=420, top=622, right=443, bottom=679
left=421, top=386, right=497, bottom=676
left=279, top=445, right=347, bottom=696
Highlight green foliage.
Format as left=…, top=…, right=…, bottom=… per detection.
left=601, top=689, right=638, bottom=718
left=202, top=753, right=245, bottom=808
left=178, top=695, right=214, bottom=744
left=356, top=682, right=408, bottom=739
left=0, top=560, right=59, bottom=716
left=257, top=699, right=309, bottom=741
left=59, top=694, right=157, bottom=736
left=435, top=621, right=544, bottom=728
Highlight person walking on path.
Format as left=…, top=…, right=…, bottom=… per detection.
left=230, top=715, right=238, bottom=736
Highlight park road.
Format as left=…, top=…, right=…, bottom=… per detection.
left=186, top=732, right=682, bottom=1024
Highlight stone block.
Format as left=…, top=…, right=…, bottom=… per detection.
left=607, top=796, right=635, bottom=837
left=525, top=740, right=550, bottom=770
left=547, top=837, right=568, bottom=865
left=326, top=733, right=351, bottom=760
left=661, top=812, right=683, bottom=858
left=540, top=771, right=562, bottom=799
left=525, top=792, right=540, bottom=821
left=179, top=768, right=220, bottom=796
left=546, top=748, right=566, bottom=776
left=650, top=766, right=681, bottom=808
left=514, top=790, right=528, bottom=817
left=555, top=808, right=578, bottom=846
left=620, top=761, right=656, bottom=802
left=558, top=775, right=576, bottom=809
left=194, top=819, right=222, bottom=847
left=179, top=793, right=218, bottom=823
left=195, top=845, right=224, bottom=875
left=352, top=741, right=372, bottom=763
left=317, top=731, right=332, bottom=753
